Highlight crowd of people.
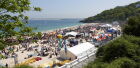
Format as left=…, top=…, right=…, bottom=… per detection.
left=0, top=23, right=121, bottom=67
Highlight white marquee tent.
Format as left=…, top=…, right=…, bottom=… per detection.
left=65, top=32, right=78, bottom=36
left=101, top=24, right=112, bottom=27
left=60, top=42, right=97, bottom=60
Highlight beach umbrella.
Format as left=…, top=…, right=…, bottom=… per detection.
left=90, top=28, right=96, bottom=31
left=108, top=34, right=112, bottom=36
left=57, top=34, right=63, bottom=39
left=97, top=38, right=101, bottom=41
left=52, top=32, right=56, bottom=34
left=105, top=34, right=108, bottom=36
left=102, top=37, right=106, bottom=39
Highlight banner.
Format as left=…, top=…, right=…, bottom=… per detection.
left=58, top=38, right=62, bottom=49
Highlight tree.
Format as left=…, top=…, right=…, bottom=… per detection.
left=102, top=37, right=138, bottom=62
left=84, top=58, right=109, bottom=68
left=96, top=46, right=106, bottom=57
left=36, top=32, right=42, bottom=39
left=123, top=15, right=140, bottom=36
left=0, top=0, right=41, bottom=49
left=81, top=1, right=140, bottom=23
left=123, top=35, right=140, bottom=45
left=108, top=57, right=136, bottom=68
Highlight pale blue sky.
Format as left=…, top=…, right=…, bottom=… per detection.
left=25, top=0, right=140, bottom=19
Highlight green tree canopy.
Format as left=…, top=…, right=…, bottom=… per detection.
left=81, top=1, right=140, bottom=23
left=103, top=37, right=138, bottom=62
left=123, top=15, right=140, bottom=36
left=0, top=0, right=41, bottom=49
left=84, top=1, right=140, bottom=68
left=108, top=57, right=136, bottom=68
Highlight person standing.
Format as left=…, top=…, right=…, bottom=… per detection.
left=13, top=53, right=18, bottom=65
left=5, top=63, right=8, bottom=68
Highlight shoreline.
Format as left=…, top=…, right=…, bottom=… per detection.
left=41, top=23, right=99, bottom=33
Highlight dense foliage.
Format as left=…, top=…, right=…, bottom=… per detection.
left=85, top=57, right=136, bottom=68
left=81, top=1, right=140, bottom=23
left=103, top=37, right=138, bottom=62
left=123, top=15, right=140, bottom=36
left=85, top=15, right=140, bottom=68
left=0, top=0, right=41, bottom=49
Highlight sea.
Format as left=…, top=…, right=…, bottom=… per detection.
left=28, top=19, right=84, bottom=32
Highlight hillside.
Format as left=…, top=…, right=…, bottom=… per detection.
left=81, top=1, right=140, bottom=23
left=84, top=15, right=140, bottom=68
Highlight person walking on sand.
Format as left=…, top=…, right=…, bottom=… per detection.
left=5, top=63, right=8, bottom=68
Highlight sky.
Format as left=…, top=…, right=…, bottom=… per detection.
left=25, top=0, right=140, bottom=19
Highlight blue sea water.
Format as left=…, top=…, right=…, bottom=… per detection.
left=28, top=19, right=84, bottom=32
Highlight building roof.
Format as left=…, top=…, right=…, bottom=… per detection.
left=68, top=42, right=96, bottom=57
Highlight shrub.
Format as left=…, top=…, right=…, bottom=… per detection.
left=84, top=58, right=108, bottom=68
left=108, top=57, right=136, bottom=68
left=102, top=37, right=138, bottom=62
left=123, top=15, right=140, bottom=36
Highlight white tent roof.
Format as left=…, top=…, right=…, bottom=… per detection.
left=65, top=32, right=78, bottom=36
left=101, top=24, right=112, bottom=27
left=68, top=42, right=95, bottom=57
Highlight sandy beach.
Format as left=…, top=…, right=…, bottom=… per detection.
left=0, top=22, right=121, bottom=68
left=0, top=23, right=99, bottom=67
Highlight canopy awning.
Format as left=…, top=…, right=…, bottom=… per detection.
left=101, top=24, right=112, bottom=27
left=68, top=42, right=96, bottom=57
left=65, top=32, right=78, bottom=37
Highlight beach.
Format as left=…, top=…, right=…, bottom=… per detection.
left=0, top=23, right=96, bottom=67
left=41, top=23, right=98, bottom=33
left=0, top=22, right=121, bottom=68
